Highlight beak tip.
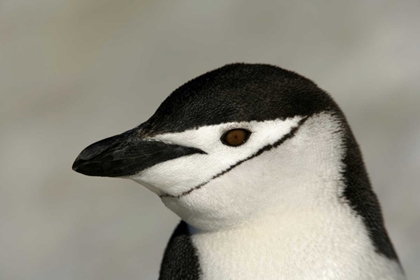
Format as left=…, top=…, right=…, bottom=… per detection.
left=71, top=154, right=112, bottom=177
left=72, top=158, right=81, bottom=172
left=72, top=154, right=87, bottom=174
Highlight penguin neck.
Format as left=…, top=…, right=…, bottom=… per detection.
left=188, top=182, right=405, bottom=280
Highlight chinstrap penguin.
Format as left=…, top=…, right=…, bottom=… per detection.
left=72, top=63, right=405, bottom=280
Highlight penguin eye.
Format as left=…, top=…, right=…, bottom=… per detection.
left=221, top=129, right=251, bottom=147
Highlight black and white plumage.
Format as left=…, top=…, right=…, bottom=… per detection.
left=73, top=64, right=405, bottom=279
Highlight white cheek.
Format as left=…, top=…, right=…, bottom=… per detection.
left=128, top=116, right=303, bottom=196
left=161, top=113, right=348, bottom=230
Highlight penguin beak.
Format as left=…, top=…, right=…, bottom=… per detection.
left=72, top=128, right=205, bottom=177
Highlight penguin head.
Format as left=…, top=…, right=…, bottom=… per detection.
left=73, top=64, right=348, bottom=231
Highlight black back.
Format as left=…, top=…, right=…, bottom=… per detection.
left=341, top=122, right=400, bottom=261
left=159, top=221, right=201, bottom=280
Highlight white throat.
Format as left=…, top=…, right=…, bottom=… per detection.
left=189, top=196, right=404, bottom=280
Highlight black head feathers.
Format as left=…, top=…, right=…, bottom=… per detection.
left=139, top=63, right=338, bottom=136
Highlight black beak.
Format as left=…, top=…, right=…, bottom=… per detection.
left=72, top=128, right=205, bottom=177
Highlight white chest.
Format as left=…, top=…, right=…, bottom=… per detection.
left=190, top=207, right=404, bottom=280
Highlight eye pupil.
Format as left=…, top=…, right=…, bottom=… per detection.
left=221, top=129, right=251, bottom=147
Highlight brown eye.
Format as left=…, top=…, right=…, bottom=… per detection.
left=221, top=129, right=251, bottom=147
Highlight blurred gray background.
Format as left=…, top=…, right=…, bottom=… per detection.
left=1, top=1, right=419, bottom=279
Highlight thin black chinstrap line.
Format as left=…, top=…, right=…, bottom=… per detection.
left=160, top=116, right=309, bottom=199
